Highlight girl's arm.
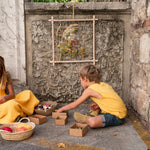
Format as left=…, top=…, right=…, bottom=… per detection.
left=0, top=84, right=15, bottom=104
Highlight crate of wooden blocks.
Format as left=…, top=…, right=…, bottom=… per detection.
left=55, top=116, right=68, bottom=126
left=34, top=101, right=58, bottom=116
left=28, top=115, right=47, bottom=125
left=69, top=123, right=88, bottom=137
left=52, top=110, right=68, bottom=119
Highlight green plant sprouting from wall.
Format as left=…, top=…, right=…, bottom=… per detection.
left=33, top=0, right=87, bottom=2
left=33, top=0, right=127, bottom=2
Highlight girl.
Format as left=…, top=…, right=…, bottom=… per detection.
left=0, top=56, right=39, bottom=124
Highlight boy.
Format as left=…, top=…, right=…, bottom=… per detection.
left=57, top=64, right=127, bottom=128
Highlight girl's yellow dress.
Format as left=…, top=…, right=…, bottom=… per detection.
left=0, top=72, right=39, bottom=124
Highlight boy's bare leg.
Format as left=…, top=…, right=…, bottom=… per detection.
left=87, top=116, right=103, bottom=128
left=74, top=112, right=103, bottom=128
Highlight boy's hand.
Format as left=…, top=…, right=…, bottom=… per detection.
left=57, top=108, right=63, bottom=113
left=90, top=103, right=99, bottom=111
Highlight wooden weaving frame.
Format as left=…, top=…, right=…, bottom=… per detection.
left=48, top=15, right=98, bottom=66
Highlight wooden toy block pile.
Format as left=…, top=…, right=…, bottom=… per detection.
left=34, top=101, right=58, bottom=116
left=28, top=115, right=47, bottom=125
left=28, top=101, right=88, bottom=137
left=52, top=110, right=68, bottom=125
left=69, top=123, right=88, bottom=137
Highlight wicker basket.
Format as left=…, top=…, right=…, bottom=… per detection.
left=0, top=117, right=35, bottom=141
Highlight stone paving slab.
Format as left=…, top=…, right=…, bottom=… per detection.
left=0, top=104, right=148, bottom=150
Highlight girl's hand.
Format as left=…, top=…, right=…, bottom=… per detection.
left=0, top=96, right=7, bottom=104
left=90, top=103, right=99, bottom=111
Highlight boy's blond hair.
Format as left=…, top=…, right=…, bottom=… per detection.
left=78, top=64, right=100, bottom=83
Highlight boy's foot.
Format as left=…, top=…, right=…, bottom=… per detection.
left=74, top=112, right=91, bottom=123
left=88, top=110, right=98, bottom=116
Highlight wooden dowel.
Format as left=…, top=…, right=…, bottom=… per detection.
left=72, top=2, right=75, bottom=19
left=93, top=15, right=96, bottom=65
left=51, top=16, right=55, bottom=66
left=50, top=60, right=98, bottom=63
left=48, top=18, right=98, bottom=22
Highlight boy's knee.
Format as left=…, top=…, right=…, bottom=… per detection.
left=87, top=118, right=96, bottom=128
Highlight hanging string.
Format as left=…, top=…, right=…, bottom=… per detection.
left=72, top=1, right=75, bottom=19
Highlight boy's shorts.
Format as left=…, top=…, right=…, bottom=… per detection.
left=100, top=113, right=125, bottom=127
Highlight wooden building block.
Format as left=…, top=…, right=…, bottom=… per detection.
left=69, top=123, right=88, bottom=137
left=52, top=110, right=68, bottom=119
left=55, top=116, right=68, bottom=126
left=29, top=114, right=47, bottom=125
left=34, top=101, right=58, bottom=116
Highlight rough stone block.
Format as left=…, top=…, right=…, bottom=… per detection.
left=136, top=88, right=149, bottom=121
left=147, top=2, right=150, bottom=17
left=131, top=63, right=147, bottom=88
left=131, top=0, right=147, bottom=24
left=143, top=18, right=150, bottom=27
left=140, top=33, right=150, bottom=63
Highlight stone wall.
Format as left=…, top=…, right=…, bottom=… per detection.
left=130, top=0, right=150, bottom=124
left=25, top=2, right=131, bottom=103
left=0, top=0, right=26, bottom=84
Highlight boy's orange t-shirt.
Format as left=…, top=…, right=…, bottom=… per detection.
left=89, top=82, right=127, bottom=119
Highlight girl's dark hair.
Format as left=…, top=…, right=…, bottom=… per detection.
left=0, top=56, right=7, bottom=89
left=78, top=64, right=100, bottom=83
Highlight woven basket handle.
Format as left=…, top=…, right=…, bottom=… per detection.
left=19, top=117, right=30, bottom=123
